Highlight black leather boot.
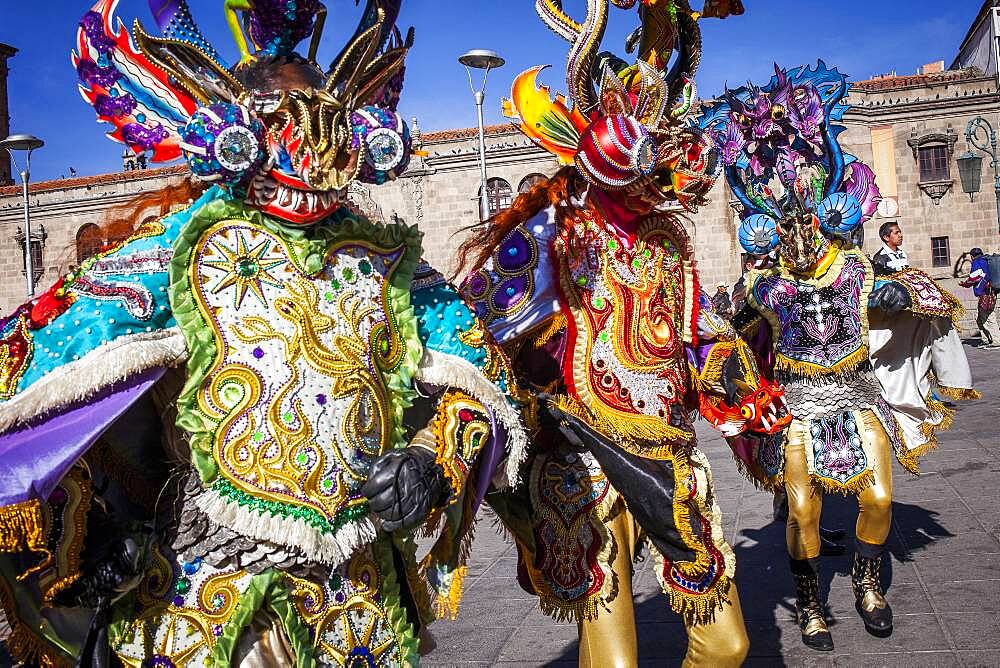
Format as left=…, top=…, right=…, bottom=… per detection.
left=790, top=558, right=834, bottom=651
left=852, top=542, right=893, bottom=637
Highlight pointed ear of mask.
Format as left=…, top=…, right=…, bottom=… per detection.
left=597, top=64, right=634, bottom=117
left=633, top=60, right=668, bottom=127
left=133, top=20, right=246, bottom=104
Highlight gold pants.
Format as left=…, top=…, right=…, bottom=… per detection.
left=577, top=508, right=749, bottom=668
left=784, top=410, right=894, bottom=560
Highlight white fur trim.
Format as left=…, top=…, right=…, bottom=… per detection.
left=416, top=348, right=528, bottom=488
left=195, top=487, right=378, bottom=567
left=0, top=328, right=188, bottom=433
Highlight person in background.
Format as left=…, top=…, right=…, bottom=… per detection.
left=712, top=282, right=734, bottom=319
left=960, top=247, right=999, bottom=348
left=870, top=221, right=908, bottom=274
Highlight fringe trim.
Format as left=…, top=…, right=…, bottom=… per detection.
left=0, top=575, right=66, bottom=667
left=537, top=593, right=612, bottom=623
left=551, top=395, right=692, bottom=460
left=416, top=348, right=529, bottom=488
left=430, top=565, right=467, bottom=621
left=689, top=340, right=737, bottom=392
left=194, top=488, right=376, bottom=567
left=895, top=393, right=954, bottom=474
left=669, top=575, right=733, bottom=627
left=812, top=468, right=876, bottom=496
left=0, top=500, right=46, bottom=554
left=775, top=344, right=869, bottom=379
left=0, top=329, right=187, bottom=433
left=936, top=386, right=982, bottom=402
left=727, top=450, right=782, bottom=493
left=529, top=311, right=567, bottom=348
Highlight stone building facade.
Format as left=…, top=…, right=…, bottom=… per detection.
left=2, top=11, right=999, bottom=318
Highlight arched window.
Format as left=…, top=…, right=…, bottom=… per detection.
left=479, top=177, right=513, bottom=219
left=483, top=177, right=512, bottom=216
left=518, top=173, right=547, bottom=193
left=76, top=223, right=104, bottom=262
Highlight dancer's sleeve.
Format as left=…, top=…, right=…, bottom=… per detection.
left=687, top=292, right=788, bottom=438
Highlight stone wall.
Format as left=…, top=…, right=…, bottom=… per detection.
left=1, top=69, right=997, bottom=321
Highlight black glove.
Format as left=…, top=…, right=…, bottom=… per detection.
left=540, top=400, right=697, bottom=564
left=361, top=448, right=451, bottom=533
left=868, top=282, right=911, bottom=314
left=71, top=536, right=143, bottom=668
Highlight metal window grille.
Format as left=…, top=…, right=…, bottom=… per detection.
left=76, top=223, right=104, bottom=263
left=918, top=145, right=950, bottom=182
left=518, top=173, right=547, bottom=193
left=21, top=238, right=44, bottom=286
left=481, top=178, right=512, bottom=219
left=931, top=236, right=950, bottom=268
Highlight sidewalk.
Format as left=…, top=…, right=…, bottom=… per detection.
left=424, top=343, right=1000, bottom=667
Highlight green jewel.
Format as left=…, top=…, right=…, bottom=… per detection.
left=329, top=573, right=343, bottom=590
left=322, top=478, right=333, bottom=491
left=576, top=275, right=588, bottom=287
left=283, top=411, right=294, bottom=423
left=358, top=259, right=372, bottom=275
left=252, top=430, right=264, bottom=443
left=296, top=451, right=309, bottom=466
left=593, top=296, right=606, bottom=309
left=324, top=291, right=335, bottom=302
left=236, top=257, right=259, bottom=278
left=607, top=239, right=618, bottom=251
left=342, top=267, right=355, bottom=282
left=212, top=593, right=225, bottom=609
left=643, top=249, right=652, bottom=259
left=175, top=577, right=191, bottom=595
left=632, top=259, right=642, bottom=270
left=598, top=331, right=610, bottom=343
left=330, top=278, right=342, bottom=291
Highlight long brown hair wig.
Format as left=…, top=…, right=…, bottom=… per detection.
left=454, top=166, right=584, bottom=277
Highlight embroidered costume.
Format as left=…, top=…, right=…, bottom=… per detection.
left=459, top=3, right=788, bottom=666
left=702, top=62, right=979, bottom=650
left=0, top=2, right=525, bottom=666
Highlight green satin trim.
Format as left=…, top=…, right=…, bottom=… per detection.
left=208, top=569, right=318, bottom=667
left=372, top=538, right=421, bottom=665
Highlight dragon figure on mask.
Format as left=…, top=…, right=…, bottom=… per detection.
left=455, top=2, right=792, bottom=666
left=699, top=62, right=979, bottom=652
left=0, top=1, right=528, bottom=665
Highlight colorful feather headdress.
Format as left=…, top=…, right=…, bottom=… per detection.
left=73, top=0, right=415, bottom=224
left=504, top=0, right=744, bottom=210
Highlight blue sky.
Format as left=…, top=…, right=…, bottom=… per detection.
left=0, top=0, right=982, bottom=182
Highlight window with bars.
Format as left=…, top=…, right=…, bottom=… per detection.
left=21, top=238, right=44, bottom=287
left=480, top=178, right=513, bottom=219
left=518, top=173, right=547, bottom=193
left=931, top=236, right=950, bottom=268
left=918, top=145, right=950, bottom=182
left=76, top=223, right=104, bottom=263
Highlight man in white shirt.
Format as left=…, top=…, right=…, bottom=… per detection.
left=871, top=221, right=908, bottom=275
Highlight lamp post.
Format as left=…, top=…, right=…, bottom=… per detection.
left=459, top=49, right=505, bottom=221
left=0, top=134, right=44, bottom=297
left=957, top=116, right=1000, bottom=234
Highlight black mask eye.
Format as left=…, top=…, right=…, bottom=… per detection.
left=771, top=105, right=786, bottom=120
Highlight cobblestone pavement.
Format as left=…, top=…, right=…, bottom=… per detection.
left=424, top=342, right=1000, bottom=667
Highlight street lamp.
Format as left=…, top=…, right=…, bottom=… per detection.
left=459, top=49, right=505, bottom=221
left=959, top=116, right=1000, bottom=234
left=0, top=133, right=45, bottom=297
